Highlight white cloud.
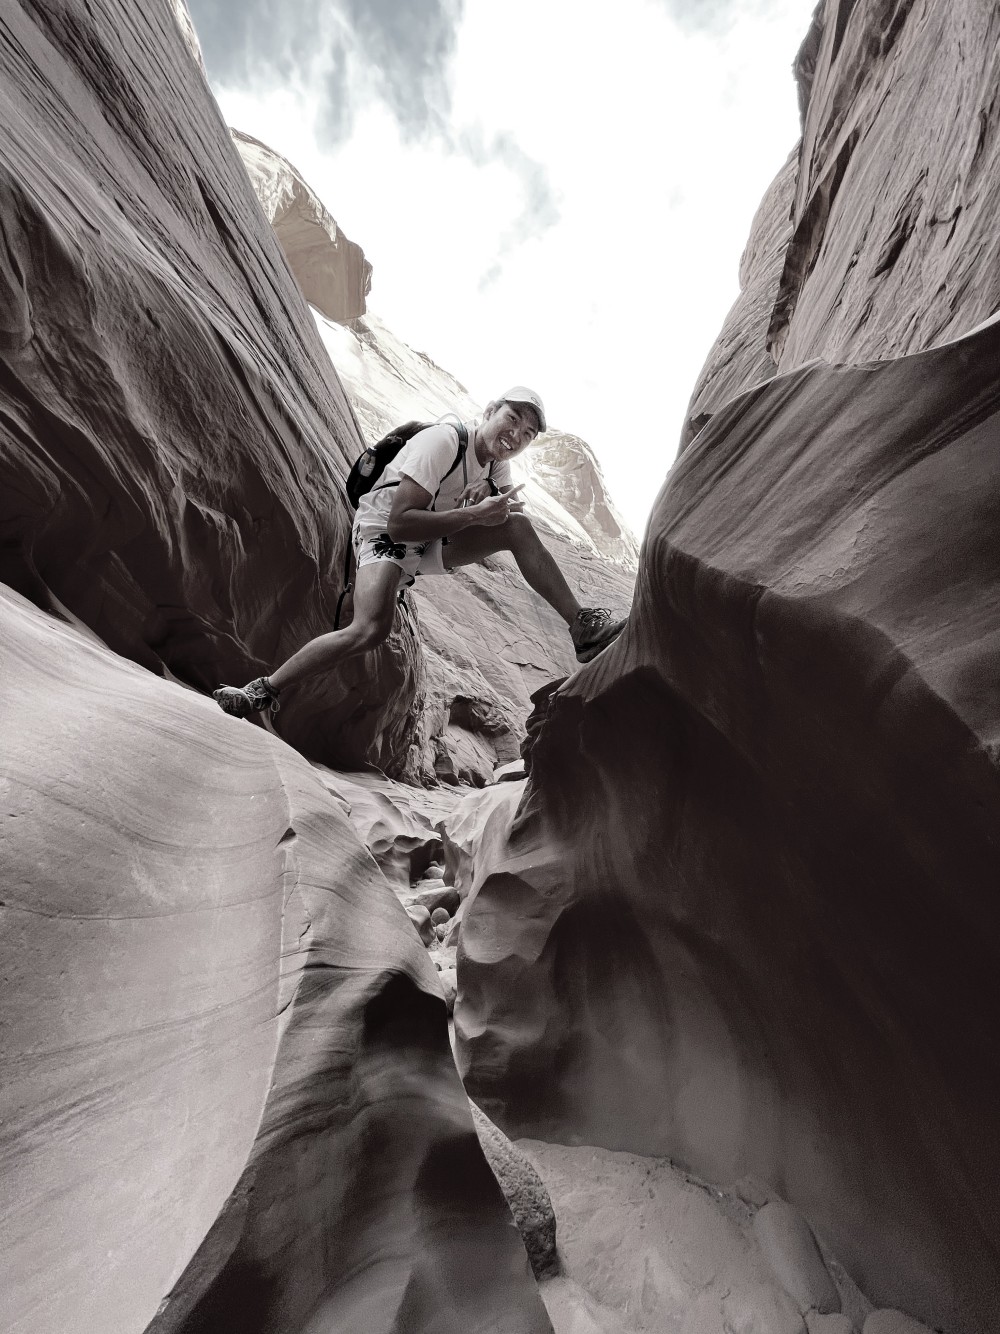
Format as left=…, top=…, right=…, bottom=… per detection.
left=204, top=0, right=810, bottom=534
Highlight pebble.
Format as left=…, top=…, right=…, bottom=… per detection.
left=435, top=922, right=449, bottom=940
left=430, top=906, right=451, bottom=926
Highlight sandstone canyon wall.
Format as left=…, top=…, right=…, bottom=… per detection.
left=457, top=4, right=1000, bottom=1333
left=687, top=0, right=1000, bottom=431
left=0, top=0, right=432, bottom=778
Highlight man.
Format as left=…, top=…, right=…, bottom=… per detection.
left=213, top=387, right=627, bottom=718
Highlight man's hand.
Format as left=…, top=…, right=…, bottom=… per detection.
left=469, top=484, right=526, bottom=527
left=458, top=479, right=494, bottom=506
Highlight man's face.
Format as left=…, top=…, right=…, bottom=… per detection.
left=483, top=402, right=540, bottom=461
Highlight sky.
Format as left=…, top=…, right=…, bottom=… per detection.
left=184, top=0, right=813, bottom=537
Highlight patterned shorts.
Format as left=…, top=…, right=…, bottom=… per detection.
left=352, top=525, right=448, bottom=588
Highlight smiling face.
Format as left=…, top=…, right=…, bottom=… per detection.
left=479, top=400, right=540, bottom=464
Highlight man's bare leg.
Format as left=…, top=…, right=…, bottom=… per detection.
left=443, top=515, right=581, bottom=625
left=269, top=559, right=401, bottom=691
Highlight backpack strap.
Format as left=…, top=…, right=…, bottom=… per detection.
left=433, top=415, right=470, bottom=506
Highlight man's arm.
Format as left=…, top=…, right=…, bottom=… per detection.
left=388, top=477, right=523, bottom=541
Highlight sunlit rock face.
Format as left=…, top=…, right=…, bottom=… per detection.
left=1, top=585, right=550, bottom=1334
left=683, top=148, right=797, bottom=440
left=232, top=130, right=371, bottom=324
left=689, top=0, right=1000, bottom=433
left=456, top=319, right=1000, bottom=1334
left=0, top=0, right=423, bottom=774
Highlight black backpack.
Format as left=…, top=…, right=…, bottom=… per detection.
left=345, top=415, right=470, bottom=509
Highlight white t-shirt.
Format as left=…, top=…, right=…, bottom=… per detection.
left=355, top=419, right=513, bottom=532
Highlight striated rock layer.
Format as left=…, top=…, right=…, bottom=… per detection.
left=0, top=0, right=425, bottom=775
left=0, top=584, right=550, bottom=1334
left=456, top=319, right=1000, bottom=1334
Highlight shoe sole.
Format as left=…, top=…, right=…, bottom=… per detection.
left=575, top=636, right=621, bottom=664
left=213, top=688, right=252, bottom=719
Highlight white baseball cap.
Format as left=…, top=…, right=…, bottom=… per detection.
left=501, top=386, right=546, bottom=433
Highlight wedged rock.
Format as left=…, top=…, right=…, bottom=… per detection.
left=0, top=585, right=550, bottom=1334
left=411, top=882, right=461, bottom=915
left=455, top=318, right=1000, bottom=1334
left=753, top=1200, right=840, bottom=1315
left=469, top=1105, right=558, bottom=1281
left=233, top=130, right=371, bottom=323
left=0, top=0, right=419, bottom=774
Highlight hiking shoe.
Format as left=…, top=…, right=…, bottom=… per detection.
left=570, top=608, right=626, bottom=663
left=212, top=676, right=280, bottom=718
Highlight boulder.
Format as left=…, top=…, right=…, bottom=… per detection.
left=412, top=884, right=461, bottom=916
left=0, top=585, right=549, bottom=1334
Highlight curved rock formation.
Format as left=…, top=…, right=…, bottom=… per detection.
left=0, top=584, right=549, bottom=1334
left=232, top=131, right=371, bottom=324
left=0, top=0, right=423, bottom=774
left=456, top=319, right=1000, bottom=1334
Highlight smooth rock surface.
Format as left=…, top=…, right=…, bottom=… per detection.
left=862, top=1311, right=934, bottom=1334
left=753, top=1200, right=840, bottom=1315
left=0, top=585, right=549, bottom=1334
left=456, top=317, right=1000, bottom=1334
